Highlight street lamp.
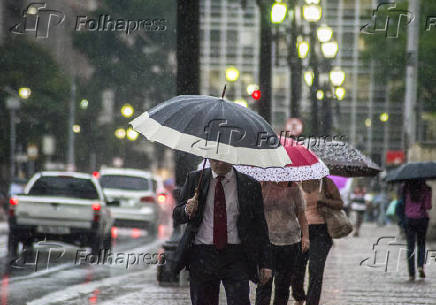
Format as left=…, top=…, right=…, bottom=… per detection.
left=317, top=25, right=333, bottom=43
left=317, top=89, right=324, bottom=101
left=18, top=87, right=31, bottom=99
left=365, top=118, right=372, bottom=128
left=335, top=87, right=346, bottom=101
left=302, top=4, right=322, bottom=23
left=126, top=128, right=139, bottom=141
left=329, top=68, right=346, bottom=87
left=321, top=41, right=339, bottom=58
left=80, top=99, right=89, bottom=110
left=380, top=112, right=389, bottom=122
left=225, top=66, right=239, bottom=82
left=297, top=40, right=310, bottom=59
left=271, top=2, right=287, bottom=24
left=234, top=99, right=248, bottom=108
left=304, top=70, right=314, bottom=87
left=114, top=128, right=126, bottom=139
left=121, top=103, right=134, bottom=118
left=72, top=124, right=81, bottom=134
left=246, top=84, right=259, bottom=95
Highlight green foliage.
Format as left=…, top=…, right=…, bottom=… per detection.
left=0, top=38, right=70, bottom=163
left=362, top=0, right=436, bottom=112
left=72, top=0, right=176, bottom=168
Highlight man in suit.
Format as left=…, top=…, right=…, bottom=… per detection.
left=173, top=159, right=272, bottom=305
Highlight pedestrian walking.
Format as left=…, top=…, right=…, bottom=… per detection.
left=172, top=159, right=273, bottom=305
left=350, top=186, right=366, bottom=237
left=255, top=181, right=309, bottom=305
left=403, top=179, right=432, bottom=281
left=292, top=177, right=344, bottom=305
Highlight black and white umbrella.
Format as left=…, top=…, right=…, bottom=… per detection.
left=130, top=95, right=291, bottom=168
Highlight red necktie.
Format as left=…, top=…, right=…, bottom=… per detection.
left=213, top=176, right=227, bottom=249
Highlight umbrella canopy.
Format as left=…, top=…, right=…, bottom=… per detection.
left=386, top=161, right=436, bottom=182
left=130, top=95, right=291, bottom=168
left=197, top=138, right=329, bottom=182
left=328, top=175, right=349, bottom=190
left=304, top=140, right=381, bottom=177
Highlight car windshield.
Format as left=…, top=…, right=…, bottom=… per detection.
left=100, top=175, right=150, bottom=191
left=28, top=176, right=99, bottom=200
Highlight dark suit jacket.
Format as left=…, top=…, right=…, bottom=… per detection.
left=172, top=168, right=272, bottom=283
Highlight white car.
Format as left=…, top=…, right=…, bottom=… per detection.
left=98, top=168, right=163, bottom=235
left=8, top=172, right=114, bottom=257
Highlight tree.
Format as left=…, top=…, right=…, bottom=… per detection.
left=72, top=0, right=176, bottom=169
left=0, top=38, right=70, bottom=171
left=362, top=0, right=436, bottom=114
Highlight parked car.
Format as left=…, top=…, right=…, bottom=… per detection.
left=98, top=168, right=164, bottom=235
left=8, top=172, right=115, bottom=257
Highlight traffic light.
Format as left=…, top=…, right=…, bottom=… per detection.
left=252, top=90, right=261, bottom=100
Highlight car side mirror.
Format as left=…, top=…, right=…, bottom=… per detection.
left=107, top=200, right=120, bottom=207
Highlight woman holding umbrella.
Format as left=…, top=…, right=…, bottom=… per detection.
left=402, top=179, right=432, bottom=280
left=386, top=161, right=436, bottom=280
left=234, top=138, right=329, bottom=305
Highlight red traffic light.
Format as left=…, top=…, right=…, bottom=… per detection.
left=252, top=90, right=261, bottom=100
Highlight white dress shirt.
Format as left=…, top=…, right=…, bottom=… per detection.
left=194, top=168, right=241, bottom=245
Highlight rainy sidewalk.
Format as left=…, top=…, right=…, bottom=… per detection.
left=98, top=223, right=436, bottom=305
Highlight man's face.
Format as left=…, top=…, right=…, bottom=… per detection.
left=209, top=159, right=232, bottom=176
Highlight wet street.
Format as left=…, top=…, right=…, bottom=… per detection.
left=0, top=223, right=171, bottom=305
left=1, top=223, right=433, bottom=304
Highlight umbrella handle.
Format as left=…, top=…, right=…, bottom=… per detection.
left=192, top=159, right=207, bottom=214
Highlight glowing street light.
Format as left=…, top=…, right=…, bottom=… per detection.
left=225, top=66, right=239, bottom=82
left=316, top=90, right=324, bottom=100
left=246, top=84, right=259, bottom=95
left=121, top=103, right=134, bottom=118
left=317, top=25, right=333, bottom=43
left=234, top=99, right=248, bottom=108
left=321, top=41, right=339, bottom=58
left=114, top=128, right=126, bottom=139
left=18, top=87, right=31, bottom=99
left=297, top=40, right=310, bottom=59
left=365, top=118, right=372, bottom=128
left=80, top=99, right=89, bottom=110
left=305, top=0, right=320, bottom=4
left=72, top=124, right=81, bottom=134
left=126, top=128, right=139, bottom=141
left=302, top=4, right=322, bottom=22
left=271, top=2, right=287, bottom=24
left=329, top=68, right=345, bottom=86
left=304, top=70, right=314, bottom=87
left=335, top=87, right=346, bottom=100
left=380, top=112, right=389, bottom=122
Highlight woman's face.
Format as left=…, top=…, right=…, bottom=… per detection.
left=301, top=180, right=320, bottom=193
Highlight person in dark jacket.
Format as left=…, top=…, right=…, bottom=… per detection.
left=403, top=179, right=432, bottom=280
left=173, top=159, right=273, bottom=305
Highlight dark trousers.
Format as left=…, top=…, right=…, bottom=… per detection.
left=406, top=217, right=429, bottom=276
left=292, top=224, right=332, bottom=305
left=255, top=243, right=300, bottom=305
left=188, top=244, right=250, bottom=305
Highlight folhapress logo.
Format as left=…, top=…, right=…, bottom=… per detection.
left=361, top=2, right=414, bottom=38
left=10, top=3, right=65, bottom=39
